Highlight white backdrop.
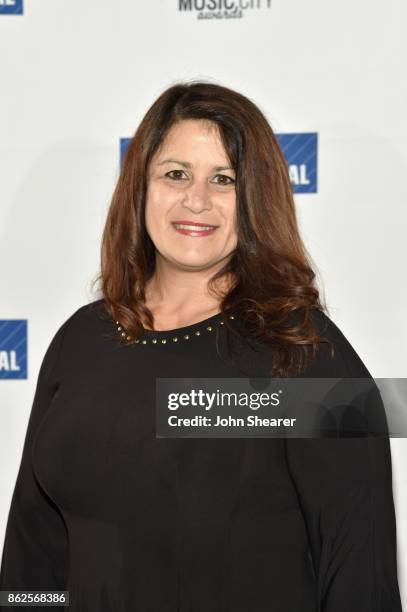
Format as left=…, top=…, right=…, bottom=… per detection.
left=1, top=0, right=406, bottom=605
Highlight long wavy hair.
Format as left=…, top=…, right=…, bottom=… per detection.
left=90, top=79, right=334, bottom=377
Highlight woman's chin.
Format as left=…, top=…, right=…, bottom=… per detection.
left=167, top=254, right=221, bottom=270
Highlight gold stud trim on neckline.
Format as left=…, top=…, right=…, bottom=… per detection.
left=114, top=315, right=235, bottom=345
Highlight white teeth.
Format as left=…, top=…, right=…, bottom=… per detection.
left=173, top=224, right=215, bottom=231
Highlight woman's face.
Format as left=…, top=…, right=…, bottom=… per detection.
left=145, top=119, right=238, bottom=272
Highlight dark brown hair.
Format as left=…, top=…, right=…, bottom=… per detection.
left=91, top=79, right=334, bottom=376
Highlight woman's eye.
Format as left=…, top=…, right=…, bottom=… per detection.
left=213, top=174, right=235, bottom=185
left=166, top=170, right=186, bottom=180
left=165, top=170, right=235, bottom=185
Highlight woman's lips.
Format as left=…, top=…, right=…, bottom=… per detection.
left=171, top=222, right=219, bottom=237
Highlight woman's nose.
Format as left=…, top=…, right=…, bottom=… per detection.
left=181, top=181, right=213, bottom=212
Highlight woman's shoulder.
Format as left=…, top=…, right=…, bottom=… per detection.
left=43, top=298, right=114, bottom=371
left=301, top=308, right=373, bottom=378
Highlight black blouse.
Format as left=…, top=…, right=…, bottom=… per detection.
left=0, top=299, right=402, bottom=611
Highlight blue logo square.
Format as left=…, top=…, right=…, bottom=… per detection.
left=0, top=320, right=28, bottom=379
left=0, top=0, right=23, bottom=14
left=277, top=132, right=318, bottom=193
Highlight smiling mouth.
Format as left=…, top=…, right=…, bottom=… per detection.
left=171, top=222, right=219, bottom=236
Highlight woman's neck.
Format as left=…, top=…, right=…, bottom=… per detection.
left=142, top=268, right=234, bottom=331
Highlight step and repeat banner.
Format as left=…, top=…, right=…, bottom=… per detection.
left=1, top=0, right=406, bottom=605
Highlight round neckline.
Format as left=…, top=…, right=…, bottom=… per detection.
left=141, top=310, right=227, bottom=336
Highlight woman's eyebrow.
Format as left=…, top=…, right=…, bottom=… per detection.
left=157, top=158, right=234, bottom=172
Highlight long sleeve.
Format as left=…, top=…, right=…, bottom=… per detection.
left=0, top=315, right=74, bottom=596
left=284, top=312, right=402, bottom=611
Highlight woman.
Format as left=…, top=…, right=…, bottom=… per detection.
left=0, top=81, right=402, bottom=611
